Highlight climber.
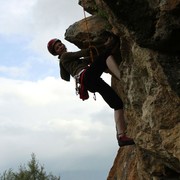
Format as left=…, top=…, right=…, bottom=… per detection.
left=47, top=32, right=135, bottom=147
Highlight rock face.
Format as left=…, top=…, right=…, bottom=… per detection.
left=65, top=0, right=180, bottom=179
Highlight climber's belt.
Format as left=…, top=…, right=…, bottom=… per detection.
left=74, top=69, right=86, bottom=85
left=74, top=69, right=89, bottom=100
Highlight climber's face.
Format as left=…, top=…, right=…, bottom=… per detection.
left=54, top=41, right=67, bottom=55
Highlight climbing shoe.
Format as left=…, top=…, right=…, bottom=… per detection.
left=118, top=135, right=135, bottom=147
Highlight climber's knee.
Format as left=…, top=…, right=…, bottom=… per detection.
left=106, top=55, right=120, bottom=80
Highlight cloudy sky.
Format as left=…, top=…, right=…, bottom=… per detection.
left=0, top=0, right=118, bottom=179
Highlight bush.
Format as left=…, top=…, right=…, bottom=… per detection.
left=0, top=153, right=60, bottom=180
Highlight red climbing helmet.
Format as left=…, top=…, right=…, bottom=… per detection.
left=47, top=38, right=60, bottom=56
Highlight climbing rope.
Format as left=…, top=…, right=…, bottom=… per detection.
left=81, top=0, right=99, bottom=63
left=80, top=0, right=102, bottom=101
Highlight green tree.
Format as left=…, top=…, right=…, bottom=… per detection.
left=0, top=153, right=60, bottom=180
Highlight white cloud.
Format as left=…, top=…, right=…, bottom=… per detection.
left=0, top=0, right=84, bottom=54
left=0, top=65, right=27, bottom=78
left=0, top=77, right=117, bottom=177
left=0, top=1, right=117, bottom=179
left=29, top=0, right=84, bottom=55
left=0, top=0, right=36, bottom=35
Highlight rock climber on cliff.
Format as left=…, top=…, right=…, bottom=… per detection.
left=47, top=32, right=135, bottom=147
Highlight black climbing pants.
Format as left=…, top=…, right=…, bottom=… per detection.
left=83, top=52, right=123, bottom=110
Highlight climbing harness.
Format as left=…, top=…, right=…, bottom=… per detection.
left=74, top=69, right=96, bottom=101
left=74, top=69, right=89, bottom=101
left=74, top=69, right=86, bottom=95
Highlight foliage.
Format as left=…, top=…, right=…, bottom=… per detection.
left=0, top=153, right=60, bottom=180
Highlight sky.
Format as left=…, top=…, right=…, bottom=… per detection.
left=0, top=0, right=119, bottom=179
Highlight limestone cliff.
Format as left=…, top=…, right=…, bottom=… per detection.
left=65, top=0, right=180, bottom=179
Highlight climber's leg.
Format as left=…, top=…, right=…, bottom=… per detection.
left=115, top=109, right=135, bottom=147
left=106, top=55, right=120, bottom=80
left=83, top=52, right=134, bottom=147
left=114, top=109, right=126, bottom=134
left=84, top=75, right=123, bottom=109
left=83, top=76, right=135, bottom=147
left=84, top=51, right=110, bottom=79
